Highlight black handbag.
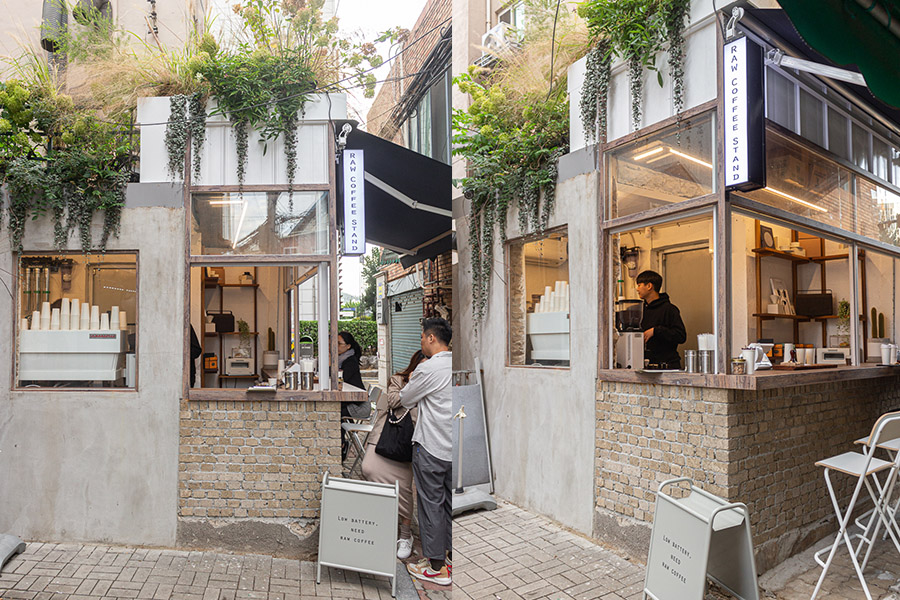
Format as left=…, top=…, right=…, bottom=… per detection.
left=375, top=408, right=415, bottom=462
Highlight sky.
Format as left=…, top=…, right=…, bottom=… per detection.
left=335, top=0, right=429, bottom=299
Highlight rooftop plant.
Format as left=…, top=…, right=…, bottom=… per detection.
left=453, top=0, right=588, bottom=324
left=0, top=0, right=399, bottom=250
left=578, top=0, right=691, bottom=140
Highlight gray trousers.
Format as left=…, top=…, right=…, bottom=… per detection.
left=411, top=444, right=452, bottom=561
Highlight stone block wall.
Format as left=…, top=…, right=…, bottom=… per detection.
left=177, top=398, right=341, bottom=557
left=595, top=377, right=900, bottom=571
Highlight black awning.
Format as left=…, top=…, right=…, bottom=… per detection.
left=337, top=123, right=452, bottom=263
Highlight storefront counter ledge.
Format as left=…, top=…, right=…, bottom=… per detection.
left=597, top=363, right=900, bottom=390
left=186, top=388, right=368, bottom=402
left=593, top=366, right=900, bottom=573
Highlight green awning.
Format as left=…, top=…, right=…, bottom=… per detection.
left=778, top=0, right=900, bottom=108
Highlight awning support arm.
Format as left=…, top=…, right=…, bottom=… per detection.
left=364, top=172, right=453, bottom=218
left=766, top=49, right=867, bottom=87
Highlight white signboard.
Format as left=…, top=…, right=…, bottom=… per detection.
left=317, top=473, right=398, bottom=597
left=723, top=36, right=765, bottom=192
left=343, top=149, right=366, bottom=255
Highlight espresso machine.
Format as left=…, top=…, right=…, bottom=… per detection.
left=615, top=299, right=644, bottom=369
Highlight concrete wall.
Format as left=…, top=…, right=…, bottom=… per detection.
left=461, top=164, right=600, bottom=535
left=0, top=184, right=185, bottom=546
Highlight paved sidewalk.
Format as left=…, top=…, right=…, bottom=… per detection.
left=0, top=542, right=442, bottom=600
left=453, top=501, right=645, bottom=600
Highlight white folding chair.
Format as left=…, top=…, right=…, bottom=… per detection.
left=851, top=430, right=900, bottom=565
left=341, top=386, right=381, bottom=478
left=811, top=411, right=900, bottom=600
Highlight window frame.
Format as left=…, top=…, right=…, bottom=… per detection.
left=13, top=249, right=141, bottom=392
left=505, top=225, right=571, bottom=370
left=184, top=132, right=340, bottom=399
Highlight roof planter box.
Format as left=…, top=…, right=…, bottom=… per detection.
left=137, top=94, right=346, bottom=186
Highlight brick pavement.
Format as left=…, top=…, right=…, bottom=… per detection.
left=0, top=542, right=435, bottom=600
left=455, top=499, right=900, bottom=600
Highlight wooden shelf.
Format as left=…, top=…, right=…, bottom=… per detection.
left=810, top=254, right=850, bottom=262
left=218, top=374, right=258, bottom=379
left=752, top=248, right=810, bottom=262
left=205, top=331, right=260, bottom=336
left=753, top=313, right=810, bottom=321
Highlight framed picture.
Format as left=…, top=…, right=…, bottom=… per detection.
left=759, top=225, right=775, bottom=250
left=770, top=278, right=794, bottom=315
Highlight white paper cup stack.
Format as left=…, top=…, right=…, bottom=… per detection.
left=70, top=299, right=80, bottom=330
left=90, top=305, right=100, bottom=330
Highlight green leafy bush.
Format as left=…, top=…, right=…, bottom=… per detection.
left=296, top=320, right=378, bottom=354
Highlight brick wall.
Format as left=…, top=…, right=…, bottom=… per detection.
left=595, top=377, right=900, bottom=571
left=179, top=399, right=341, bottom=521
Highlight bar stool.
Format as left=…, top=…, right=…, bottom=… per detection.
left=810, top=411, right=900, bottom=600
left=852, top=432, right=900, bottom=567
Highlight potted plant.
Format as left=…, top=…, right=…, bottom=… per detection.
left=235, top=319, right=252, bottom=358
left=834, top=299, right=851, bottom=348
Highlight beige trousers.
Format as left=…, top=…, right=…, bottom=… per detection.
left=362, top=443, right=415, bottom=523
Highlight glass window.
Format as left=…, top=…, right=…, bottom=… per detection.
left=872, top=136, right=890, bottom=182
left=191, top=191, right=329, bottom=256
left=766, top=68, right=796, bottom=131
left=859, top=247, right=900, bottom=362
left=191, top=265, right=323, bottom=388
left=730, top=213, right=853, bottom=362
left=607, top=112, right=715, bottom=219
left=430, top=68, right=451, bottom=165
left=742, top=128, right=853, bottom=232
left=856, top=175, right=900, bottom=248
left=418, top=92, right=432, bottom=159
left=17, top=252, right=137, bottom=389
left=507, top=229, right=570, bottom=367
left=827, top=106, right=850, bottom=161
left=611, top=215, right=714, bottom=369
left=799, top=87, right=825, bottom=149
left=852, top=122, right=870, bottom=171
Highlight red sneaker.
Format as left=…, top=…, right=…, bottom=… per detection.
left=407, top=558, right=451, bottom=586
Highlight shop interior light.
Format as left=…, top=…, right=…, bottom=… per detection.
left=209, top=199, right=244, bottom=206
left=668, top=148, right=713, bottom=169
left=232, top=200, right=250, bottom=249
left=632, top=147, right=665, bottom=161
left=766, top=187, right=828, bottom=213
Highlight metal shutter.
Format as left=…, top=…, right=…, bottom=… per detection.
left=389, top=289, right=424, bottom=374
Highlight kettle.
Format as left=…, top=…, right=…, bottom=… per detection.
left=747, top=343, right=772, bottom=370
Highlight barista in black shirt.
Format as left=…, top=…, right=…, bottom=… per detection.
left=636, top=270, right=687, bottom=369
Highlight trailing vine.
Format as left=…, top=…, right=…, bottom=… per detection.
left=578, top=0, right=691, bottom=134
left=188, top=93, right=207, bottom=181
left=165, top=94, right=187, bottom=180
left=233, top=120, right=249, bottom=192
left=580, top=41, right=611, bottom=143
left=0, top=78, right=131, bottom=253
left=454, top=68, right=569, bottom=323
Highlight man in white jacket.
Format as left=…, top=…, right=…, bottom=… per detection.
left=400, top=317, right=452, bottom=586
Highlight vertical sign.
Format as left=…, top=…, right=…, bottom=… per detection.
left=724, top=36, right=765, bottom=192
left=343, top=149, right=365, bottom=255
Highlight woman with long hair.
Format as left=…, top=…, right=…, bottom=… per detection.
left=362, top=349, right=426, bottom=560
left=337, top=331, right=365, bottom=391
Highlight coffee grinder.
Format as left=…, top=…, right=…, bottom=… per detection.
left=615, top=299, right=644, bottom=369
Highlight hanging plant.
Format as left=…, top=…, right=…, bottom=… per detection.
left=188, top=92, right=207, bottom=181
left=578, top=0, right=690, bottom=134
left=580, top=40, right=611, bottom=143
left=454, top=69, right=570, bottom=324
left=164, top=94, right=187, bottom=180
left=233, top=120, right=249, bottom=192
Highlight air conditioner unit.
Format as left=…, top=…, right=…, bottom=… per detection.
left=481, top=22, right=513, bottom=56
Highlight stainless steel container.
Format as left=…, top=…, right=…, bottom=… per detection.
left=699, top=350, right=715, bottom=374
left=286, top=372, right=299, bottom=390
left=684, top=350, right=698, bottom=373
left=300, top=372, right=314, bottom=390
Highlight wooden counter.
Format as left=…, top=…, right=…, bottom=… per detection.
left=186, top=387, right=368, bottom=402
left=597, top=363, right=900, bottom=390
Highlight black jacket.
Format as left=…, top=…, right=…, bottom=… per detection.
left=641, top=293, right=687, bottom=368
left=340, top=352, right=365, bottom=390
